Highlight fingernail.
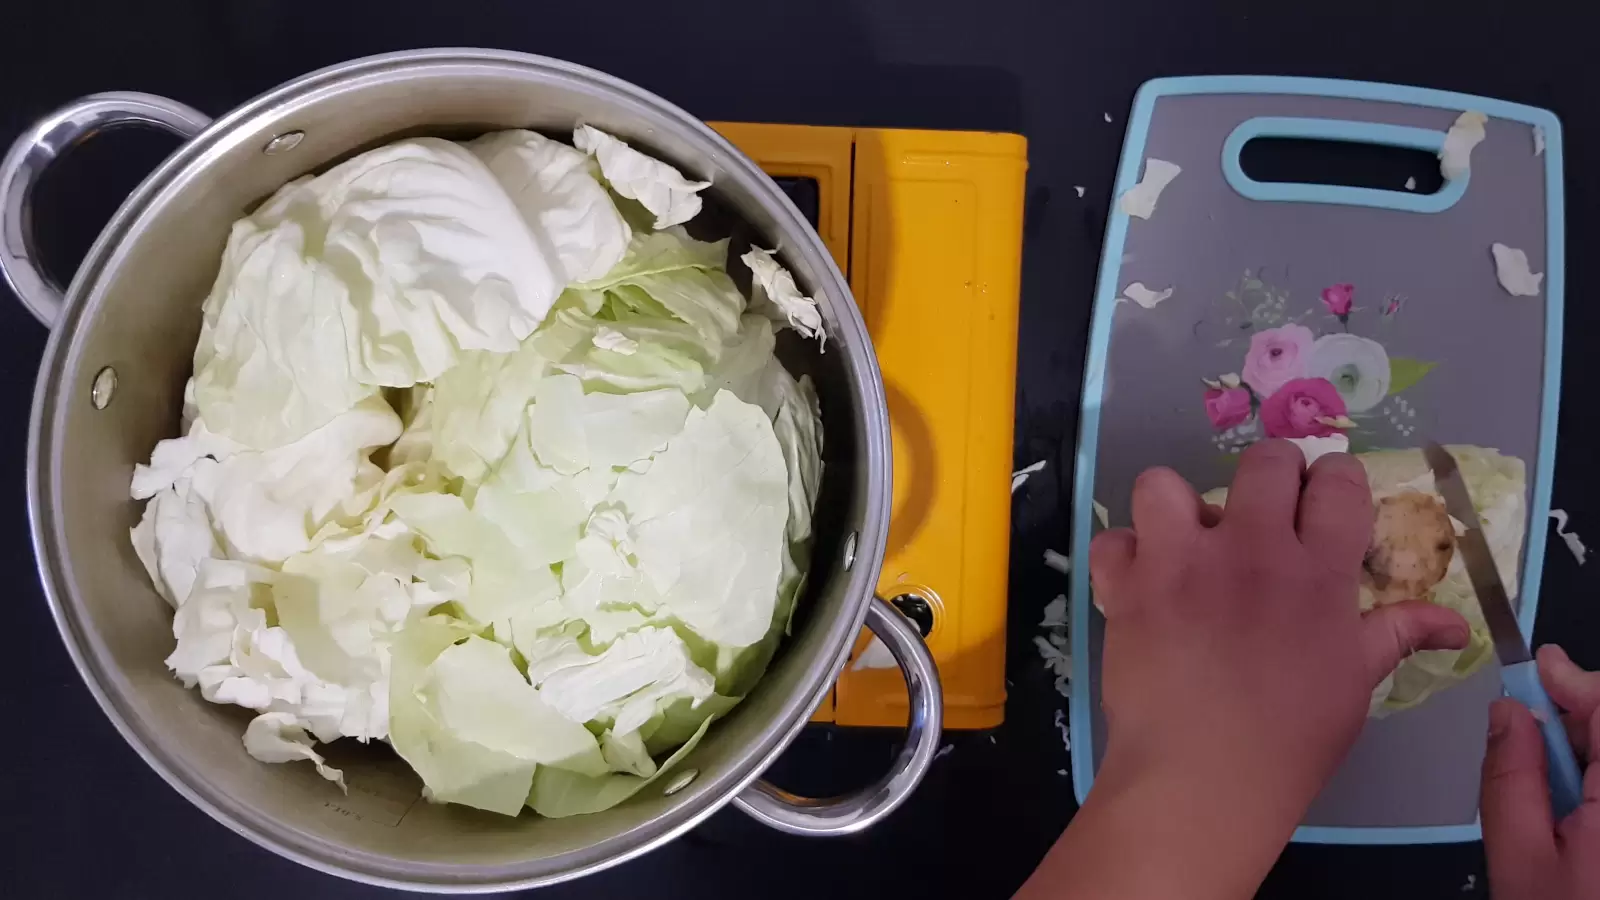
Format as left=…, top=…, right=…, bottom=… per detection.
left=1488, top=698, right=1514, bottom=740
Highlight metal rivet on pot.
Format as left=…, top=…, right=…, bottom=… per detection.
left=90, top=366, right=117, bottom=410
left=842, top=532, right=858, bottom=571
left=661, top=768, right=698, bottom=796
left=263, top=131, right=305, bottom=155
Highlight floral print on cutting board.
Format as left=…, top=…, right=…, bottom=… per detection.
left=1201, top=269, right=1437, bottom=456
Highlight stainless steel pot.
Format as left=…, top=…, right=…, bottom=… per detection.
left=0, top=48, right=939, bottom=892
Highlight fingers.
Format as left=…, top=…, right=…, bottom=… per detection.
left=1481, top=699, right=1559, bottom=897
left=1539, top=644, right=1600, bottom=723
left=1089, top=528, right=1137, bottom=612
left=1221, top=440, right=1306, bottom=535
left=1296, top=452, right=1373, bottom=572
left=1587, top=706, right=1600, bottom=802
left=1561, top=711, right=1592, bottom=758
left=1130, top=467, right=1205, bottom=549
left=1357, top=600, right=1470, bottom=687
left=1560, top=709, right=1600, bottom=865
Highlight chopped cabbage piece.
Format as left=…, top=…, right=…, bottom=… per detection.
left=389, top=620, right=605, bottom=816
left=244, top=712, right=346, bottom=789
left=525, top=626, right=715, bottom=734
left=1119, top=158, right=1181, bottom=220
left=742, top=247, right=825, bottom=347
left=609, top=391, right=789, bottom=648
left=573, top=125, right=710, bottom=229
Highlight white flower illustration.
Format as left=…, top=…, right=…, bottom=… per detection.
left=1305, top=333, right=1391, bottom=413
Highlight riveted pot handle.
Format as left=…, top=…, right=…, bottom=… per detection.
left=732, top=597, right=943, bottom=836
left=0, top=92, right=211, bottom=327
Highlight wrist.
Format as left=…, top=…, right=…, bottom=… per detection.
left=1041, top=746, right=1307, bottom=900
left=1098, top=710, right=1345, bottom=831
left=1096, top=747, right=1306, bottom=840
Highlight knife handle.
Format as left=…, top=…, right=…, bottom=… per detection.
left=1502, top=660, right=1585, bottom=821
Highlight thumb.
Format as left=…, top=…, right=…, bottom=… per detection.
left=1539, top=643, right=1600, bottom=720
left=1481, top=699, right=1559, bottom=899
left=1358, top=600, right=1471, bottom=687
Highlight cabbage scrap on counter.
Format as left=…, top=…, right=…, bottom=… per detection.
left=1201, top=446, right=1522, bottom=716
left=129, top=126, right=826, bottom=817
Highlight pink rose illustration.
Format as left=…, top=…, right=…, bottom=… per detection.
left=1204, top=386, right=1252, bottom=430
left=1321, top=283, right=1355, bottom=317
left=1241, top=324, right=1313, bottom=396
left=1260, top=378, right=1350, bottom=438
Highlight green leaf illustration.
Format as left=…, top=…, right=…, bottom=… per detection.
left=1388, top=357, right=1437, bottom=394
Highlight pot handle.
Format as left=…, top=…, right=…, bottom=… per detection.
left=732, top=597, right=943, bottom=836
left=0, top=92, right=211, bottom=327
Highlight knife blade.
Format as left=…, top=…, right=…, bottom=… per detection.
left=1422, top=442, right=1530, bottom=666
left=1423, top=441, right=1583, bottom=819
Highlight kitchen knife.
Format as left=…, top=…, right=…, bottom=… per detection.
left=1424, top=441, right=1583, bottom=820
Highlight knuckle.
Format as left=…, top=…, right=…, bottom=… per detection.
left=1308, top=457, right=1371, bottom=496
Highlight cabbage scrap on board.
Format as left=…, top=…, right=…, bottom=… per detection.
left=1201, top=445, right=1521, bottom=715
left=129, top=126, right=828, bottom=817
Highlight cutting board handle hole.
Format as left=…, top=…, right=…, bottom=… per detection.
left=1237, top=136, right=1445, bottom=195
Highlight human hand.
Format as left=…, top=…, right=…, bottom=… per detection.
left=1088, top=440, right=1470, bottom=839
left=1018, top=441, right=1473, bottom=900
left=1482, top=645, right=1600, bottom=900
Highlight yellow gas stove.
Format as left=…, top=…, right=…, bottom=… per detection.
left=710, top=122, right=1027, bottom=730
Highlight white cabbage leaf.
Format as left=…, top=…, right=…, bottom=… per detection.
left=573, top=125, right=710, bottom=229
left=741, top=247, right=826, bottom=348
left=272, top=534, right=461, bottom=742
left=243, top=712, right=346, bottom=789
left=524, top=626, right=715, bottom=735
left=194, top=138, right=566, bottom=448
left=470, top=129, right=632, bottom=283
left=132, top=395, right=402, bottom=565
left=131, top=463, right=225, bottom=609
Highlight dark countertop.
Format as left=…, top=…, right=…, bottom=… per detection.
left=2, top=2, right=1596, bottom=897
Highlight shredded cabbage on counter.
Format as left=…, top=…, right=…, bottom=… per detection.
left=129, top=127, right=826, bottom=817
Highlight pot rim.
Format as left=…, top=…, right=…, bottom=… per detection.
left=27, top=47, right=891, bottom=892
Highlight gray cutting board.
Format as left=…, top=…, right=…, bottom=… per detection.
left=1068, top=77, right=1565, bottom=843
